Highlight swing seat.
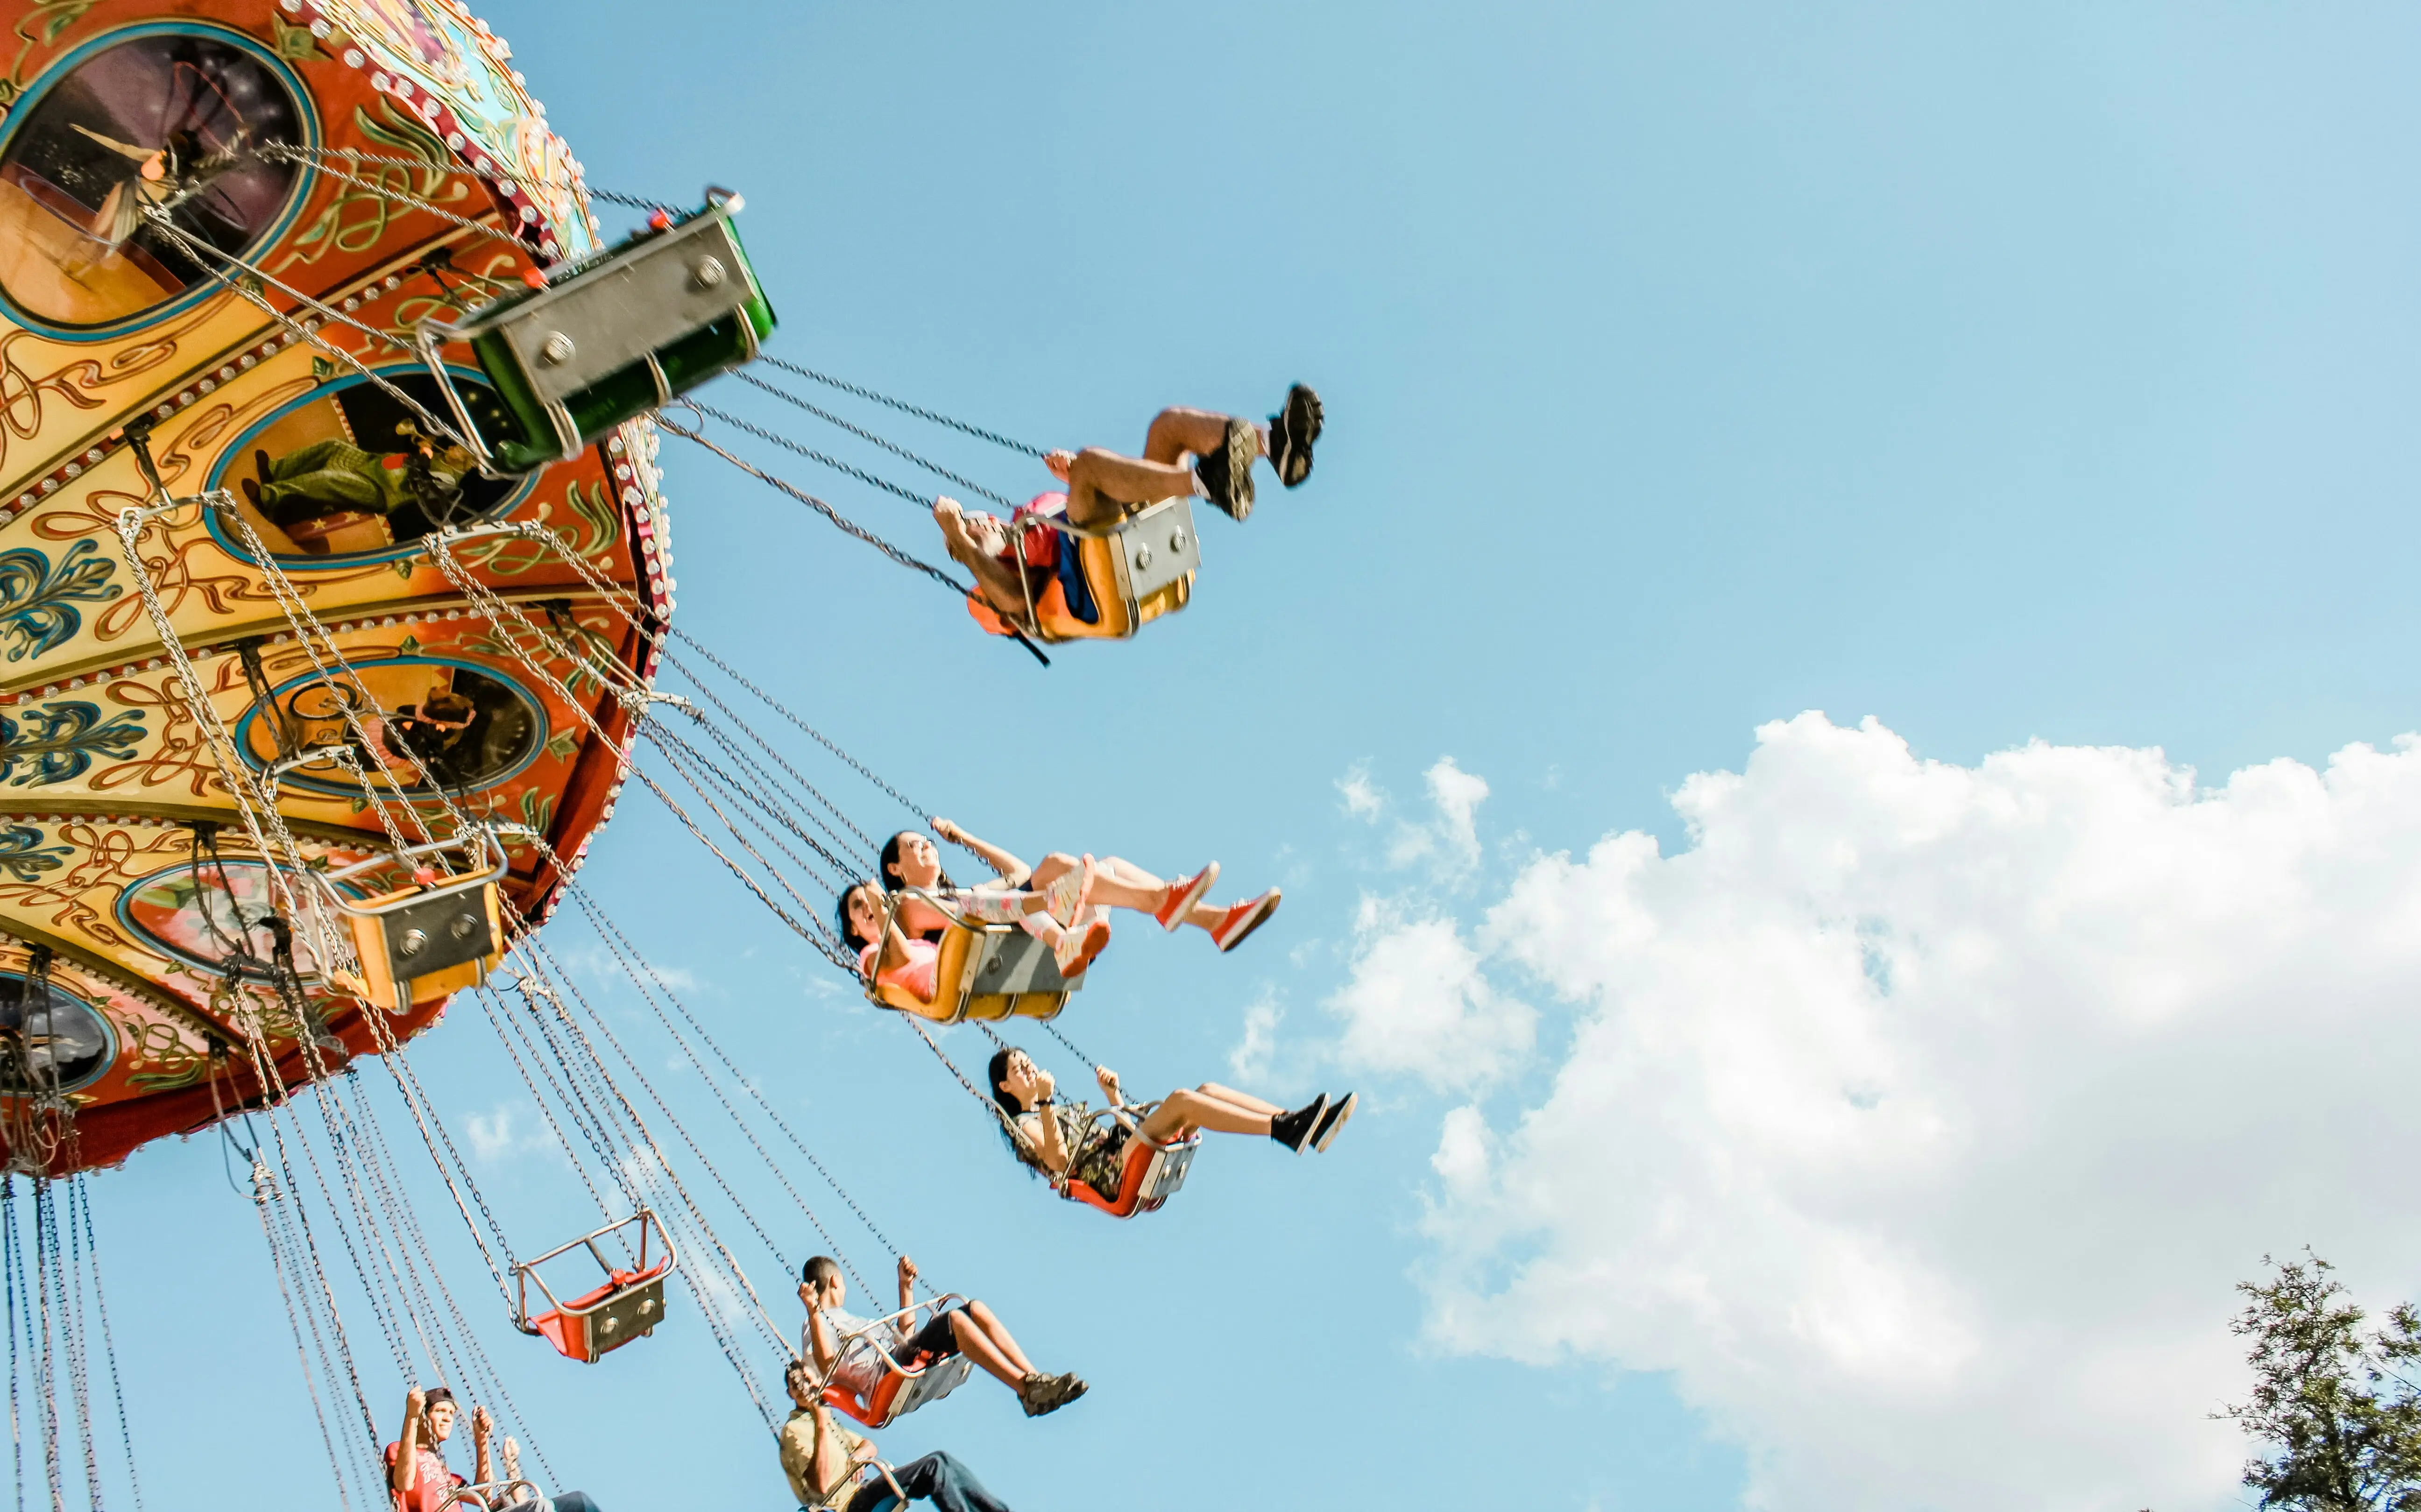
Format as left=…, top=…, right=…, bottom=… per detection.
left=867, top=891, right=1080, bottom=1025
left=826, top=1351, right=974, bottom=1428
left=316, top=832, right=509, bottom=1013
left=816, top=1295, right=977, bottom=1427
left=439, top=1480, right=543, bottom=1512
left=512, top=1210, right=676, bottom=1364
left=1058, top=1118, right=1201, bottom=1219
left=527, top=1259, right=672, bottom=1364
left=1010, top=495, right=1200, bottom=643
left=417, top=191, right=776, bottom=473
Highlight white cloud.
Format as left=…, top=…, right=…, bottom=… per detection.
left=1364, top=713, right=2421, bottom=1512
left=1327, top=895, right=1534, bottom=1091
left=1230, top=988, right=1285, bottom=1082
left=463, top=1104, right=562, bottom=1166
left=1337, top=762, right=1386, bottom=821
left=1387, top=757, right=1492, bottom=876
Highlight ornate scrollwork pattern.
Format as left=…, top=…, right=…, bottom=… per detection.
left=0, top=700, right=145, bottom=786
left=0, top=539, right=120, bottom=660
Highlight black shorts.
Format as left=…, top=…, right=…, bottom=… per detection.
left=892, top=1304, right=964, bottom=1364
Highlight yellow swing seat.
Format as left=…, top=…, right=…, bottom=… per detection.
left=1009, top=495, right=1200, bottom=643
left=317, top=831, right=509, bottom=1013
left=865, top=889, right=1081, bottom=1025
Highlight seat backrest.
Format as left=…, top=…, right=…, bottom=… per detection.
left=872, top=917, right=1076, bottom=1024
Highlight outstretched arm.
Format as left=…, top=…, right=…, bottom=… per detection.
left=393, top=1389, right=424, bottom=1492
left=806, top=1304, right=841, bottom=1378
left=1097, top=1067, right=1138, bottom=1133
left=470, top=1406, right=494, bottom=1488
left=932, top=819, right=1030, bottom=887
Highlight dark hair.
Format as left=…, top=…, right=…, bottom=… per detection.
left=800, top=1255, right=842, bottom=1290
left=836, top=883, right=878, bottom=954
left=423, top=690, right=475, bottom=724
left=879, top=831, right=954, bottom=895
left=986, top=1047, right=1043, bottom=1176
left=986, top=1047, right=1022, bottom=1116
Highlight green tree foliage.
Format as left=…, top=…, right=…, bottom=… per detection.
left=2219, top=1250, right=2421, bottom=1511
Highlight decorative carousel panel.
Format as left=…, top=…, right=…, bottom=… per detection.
left=0, top=812, right=452, bottom=1171
left=0, top=0, right=672, bottom=1178
left=0, top=0, right=592, bottom=492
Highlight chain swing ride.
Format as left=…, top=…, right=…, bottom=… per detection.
left=0, top=0, right=1327, bottom=1505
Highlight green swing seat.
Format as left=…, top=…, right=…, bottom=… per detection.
left=418, top=190, right=777, bottom=473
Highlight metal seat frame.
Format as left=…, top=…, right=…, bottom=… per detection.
left=1007, top=494, right=1201, bottom=643
left=511, top=1209, right=676, bottom=1364
left=1051, top=1105, right=1201, bottom=1218
left=315, top=828, right=510, bottom=1015
left=863, top=887, right=1081, bottom=1024
left=439, top=1481, right=542, bottom=1512
left=809, top=1292, right=977, bottom=1429
left=414, top=189, right=772, bottom=475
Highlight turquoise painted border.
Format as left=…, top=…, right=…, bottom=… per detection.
left=0, top=19, right=320, bottom=342
left=113, top=854, right=367, bottom=984
left=202, top=363, right=538, bottom=569
left=227, top=652, right=547, bottom=799
left=0, top=969, right=116, bottom=1094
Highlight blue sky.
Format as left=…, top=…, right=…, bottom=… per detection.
left=94, top=4, right=2421, bottom=1510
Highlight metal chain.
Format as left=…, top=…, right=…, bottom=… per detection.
left=269, top=143, right=672, bottom=215
left=660, top=664, right=886, bottom=852
left=543, top=874, right=876, bottom=1297
left=73, top=1185, right=143, bottom=1512
left=55, top=1187, right=98, bottom=1512
left=691, top=400, right=938, bottom=512
left=137, top=212, right=470, bottom=452
left=250, top=1160, right=361, bottom=1512
left=755, top=356, right=1050, bottom=460
left=656, top=417, right=972, bottom=598
left=258, top=142, right=522, bottom=250
left=727, top=374, right=1024, bottom=511
left=5, top=1180, right=21, bottom=1512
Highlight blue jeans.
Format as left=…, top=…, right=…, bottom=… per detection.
left=843, top=1452, right=1011, bottom=1512
left=543, top=1495, right=599, bottom=1512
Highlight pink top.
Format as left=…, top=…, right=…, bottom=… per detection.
left=858, top=937, right=939, bottom=1003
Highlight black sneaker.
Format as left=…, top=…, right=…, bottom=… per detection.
left=1310, top=1092, right=1357, bottom=1152
left=1268, top=384, right=1323, bottom=488
left=1269, top=1095, right=1329, bottom=1153
left=1195, top=417, right=1259, bottom=522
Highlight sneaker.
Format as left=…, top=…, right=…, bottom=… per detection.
left=1310, top=1092, right=1357, bottom=1152
left=1043, top=856, right=1094, bottom=929
left=1194, top=417, right=1259, bottom=522
left=1016, top=1374, right=1055, bottom=1417
left=1268, top=384, right=1323, bottom=488
left=1052, top=916, right=1111, bottom=977
left=1269, top=1095, right=1329, bottom=1153
left=1029, top=1372, right=1088, bottom=1416
left=1209, top=889, right=1281, bottom=953
left=1153, top=863, right=1219, bottom=932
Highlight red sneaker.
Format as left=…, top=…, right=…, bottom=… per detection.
left=1209, top=889, right=1281, bottom=953
left=1053, top=917, right=1111, bottom=977
left=1153, top=863, right=1219, bottom=932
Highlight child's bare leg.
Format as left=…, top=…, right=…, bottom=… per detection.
left=1192, top=1082, right=1285, bottom=1117
left=1141, top=407, right=1231, bottom=464
left=1065, top=448, right=1195, bottom=528
left=1139, top=1088, right=1266, bottom=1141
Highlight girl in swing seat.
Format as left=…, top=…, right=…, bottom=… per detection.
left=884, top=820, right=1281, bottom=957
left=985, top=1047, right=1355, bottom=1213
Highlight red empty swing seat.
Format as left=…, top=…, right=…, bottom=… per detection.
left=513, top=1210, right=676, bottom=1364
left=527, top=1256, right=673, bottom=1363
